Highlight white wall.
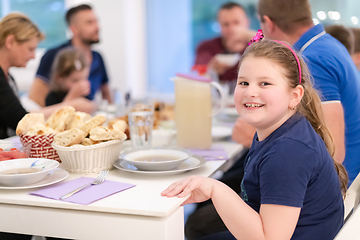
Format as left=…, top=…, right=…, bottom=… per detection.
left=91, top=0, right=148, bottom=101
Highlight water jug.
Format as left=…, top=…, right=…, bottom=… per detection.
left=172, top=73, right=227, bottom=149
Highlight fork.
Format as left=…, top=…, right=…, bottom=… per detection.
left=60, top=170, right=109, bottom=200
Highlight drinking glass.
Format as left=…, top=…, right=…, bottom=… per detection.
left=128, top=103, right=154, bottom=148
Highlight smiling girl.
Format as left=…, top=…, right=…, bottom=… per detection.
left=46, top=47, right=91, bottom=106
left=162, top=38, right=347, bottom=240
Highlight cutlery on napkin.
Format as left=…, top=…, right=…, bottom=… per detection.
left=30, top=177, right=135, bottom=205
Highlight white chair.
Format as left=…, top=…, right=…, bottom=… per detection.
left=334, top=205, right=360, bottom=239
left=344, top=172, right=360, bottom=220
left=334, top=172, right=360, bottom=239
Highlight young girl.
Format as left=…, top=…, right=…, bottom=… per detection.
left=162, top=39, right=348, bottom=240
left=46, top=47, right=91, bottom=106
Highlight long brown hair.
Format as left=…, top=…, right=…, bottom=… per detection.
left=0, top=13, right=44, bottom=48
left=239, top=40, right=348, bottom=194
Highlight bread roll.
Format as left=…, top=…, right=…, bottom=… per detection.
left=109, top=119, right=127, bottom=132
left=26, top=123, right=57, bottom=136
left=46, top=106, right=75, bottom=132
left=79, top=115, right=106, bottom=136
left=81, top=137, right=101, bottom=146
left=89, top=126, right=126, bottom=141
left=54, top=128, right=85, bottom=147
left=66, top=111, right=92, bottom=130
left=16, top=113, right=45, bottom=135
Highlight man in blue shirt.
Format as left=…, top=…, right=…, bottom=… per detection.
left=28, top=4, right=112, bottom=107
left=254, top=0, right=360, bottom=184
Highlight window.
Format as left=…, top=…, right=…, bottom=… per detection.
left=1, top=0, right=67, bottom=49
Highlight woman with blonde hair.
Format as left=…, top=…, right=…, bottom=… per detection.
left=0, top=13, right=96, bottom=140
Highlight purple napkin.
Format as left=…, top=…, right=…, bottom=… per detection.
left=188, top=145, right=229, bottom=161
left=30, top=177, right=135, bottom=205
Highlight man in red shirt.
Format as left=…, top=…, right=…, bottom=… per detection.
left=194, top=2, right=252, bottom=93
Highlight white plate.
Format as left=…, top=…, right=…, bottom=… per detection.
left=212, top=126, right=232, bottom=140
left=222, top=107, right=238, bottom=117
left=120, top=147, right=192, bottom=171
left=0, top=140, right=13, bottom=151
left=113, top=156, right=206, bottom=176
left=0, top=168, right=68, bottom=190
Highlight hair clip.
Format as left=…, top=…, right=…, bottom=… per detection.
left=248, top=29, right=264, bottom=45
left=74, top=59, right=82, bottom=71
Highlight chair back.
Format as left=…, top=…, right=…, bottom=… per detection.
left=334, top=206, right=360, bottom=239
left=344, top=172, right=360, bottom=221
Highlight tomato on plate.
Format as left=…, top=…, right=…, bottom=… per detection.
left=0, top=148, right=27, bottom=161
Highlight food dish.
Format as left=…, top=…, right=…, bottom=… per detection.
left=52, top=136, right=127, bottom=174
left=0, top=168, right=68, bottom=189
left=120, top=147, right=192, bottom=171
left=0, top=158, right=59, bottom=186
left=113, top=156, right=206, bottom=175
left=212, top=126, right=232, bottom=140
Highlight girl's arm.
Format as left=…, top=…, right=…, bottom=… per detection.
left=31, top=98, right=97, bottom=118
left=162, top=176, right=300, bottom=240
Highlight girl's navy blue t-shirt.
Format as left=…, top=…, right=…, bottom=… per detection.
left=241, top=113, right=344, bottom=240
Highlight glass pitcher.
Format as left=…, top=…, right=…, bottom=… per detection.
left=172, top=73, right=227, bottom=149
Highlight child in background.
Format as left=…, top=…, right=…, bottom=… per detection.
left=46, top=47, right=91, bottom=106
left=162, top=38, right=347, bottom=240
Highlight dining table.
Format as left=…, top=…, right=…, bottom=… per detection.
left=0, top=136, right=243, bottom=240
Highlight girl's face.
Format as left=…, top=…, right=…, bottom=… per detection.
left=234, top=56, right=300, bottom=140
left=60, top=67, right=89, bottom=91
left=10, top=37, right=39, bottom=67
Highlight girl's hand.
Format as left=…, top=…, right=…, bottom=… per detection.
left=161, top=176, right=217, bottom=205
left=65, top=80, right=91, bottom=101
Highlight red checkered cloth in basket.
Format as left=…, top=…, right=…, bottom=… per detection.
left=19, top=134, right=61, bottom=162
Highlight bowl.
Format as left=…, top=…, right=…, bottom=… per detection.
left=19, top=134, right=60, bottom=162
left=120, top=147, right=192, bottom=171
left=0, top=158, right=59, bottom=186
left=52, top=136, right=127, bottom=174
left=215, top=53, right=240, bottom=66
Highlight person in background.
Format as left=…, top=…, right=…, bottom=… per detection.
left=194, top=2, right=253, bottom=93
left=0, top=12, right=95, bottom=240
left=350, top=28, right=360, bottom=70
left=28, top=4, right=112, bottom=107
left=233, top=0, right=360, bottom=184
left=46, top=47, right=90, bottom=106
left=163, top=39, right=347, bottom=240
left=325, top=24, right=354, bottom=54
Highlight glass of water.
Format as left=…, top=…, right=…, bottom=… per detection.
left=128, top=103, right=154, bottom=148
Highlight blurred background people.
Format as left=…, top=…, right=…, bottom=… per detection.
left=28, top=4, right=111, bottom=107
left=194, top=2, right=253, bottom=93
left=46, top=47, right=90, bottom=106
left=325, top=24, right=355, bottom=54
left=350, top=28, right=360, bottom=70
